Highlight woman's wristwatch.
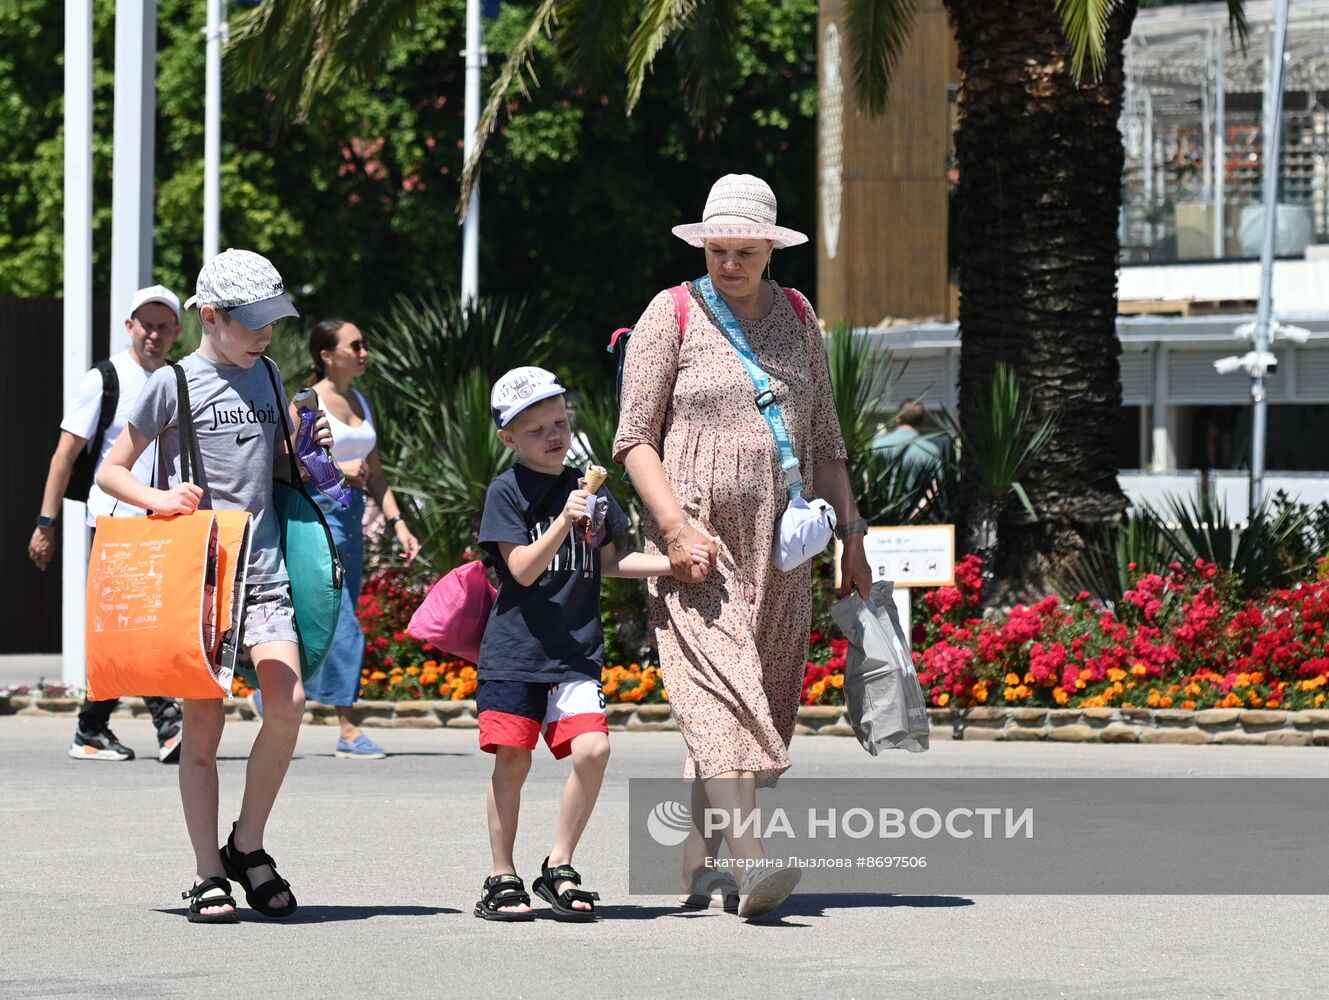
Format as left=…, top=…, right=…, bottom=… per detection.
left=386, top=515, right=405, bottom=530
left=834, top=517, right=868, bottom=540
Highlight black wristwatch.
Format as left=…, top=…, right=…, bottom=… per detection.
left=36, top=514, right=57, bottom=528
left=386, top=515, right=404, bottom=529
left=834, top=517, right=868, bottom=540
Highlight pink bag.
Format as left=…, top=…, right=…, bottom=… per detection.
left=407, top=559, right=496, bottom=665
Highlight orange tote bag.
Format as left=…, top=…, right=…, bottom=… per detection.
left=86, top=362, right=253, bottom=700
left=86, top=509, right=253, bottom=700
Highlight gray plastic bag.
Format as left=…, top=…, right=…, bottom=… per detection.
left=829, top=580, right=930, bottom=754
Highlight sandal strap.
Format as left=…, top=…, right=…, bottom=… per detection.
left=248, top=876, right=292, bottom=907
left=231, top=846, right=276, bottom=871
left=481, top=874, right=530, bottom=907
left=182, top=876, right=235, bottom=904
left=542, top=859, right=582, bottom=885
left=559, top=887, right=599, bottom=907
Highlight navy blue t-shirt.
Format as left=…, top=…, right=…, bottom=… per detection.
left=477, top=463, right=630, bottom=683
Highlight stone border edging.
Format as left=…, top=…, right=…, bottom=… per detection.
left=2, top=695, right=1327, bottom=745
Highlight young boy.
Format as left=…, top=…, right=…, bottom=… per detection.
left=474, top=366, right=707, bottom=922
left=96, top=249, right=328, bottom=924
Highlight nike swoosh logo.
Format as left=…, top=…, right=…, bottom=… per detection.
left=236, top=433, right=258, bottom=446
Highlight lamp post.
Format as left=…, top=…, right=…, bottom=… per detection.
left=203, top=0, right=227, bottom=263
left=461, top=0, right=487, bottom=308
left=1249, top=0, right=1291, bottom=516
left=63, top=0, right=93, bottom=688
left=109, top=0, right=158, bottom=355
left=1212, top=0, right=1292, bottom=520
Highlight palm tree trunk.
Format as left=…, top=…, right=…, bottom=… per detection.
left=945, top=0, right=1135, bottom=602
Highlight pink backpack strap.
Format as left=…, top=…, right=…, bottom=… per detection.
left=668, top=284, right=691, bottom=342
left=783, top=287, right=810, bottom=326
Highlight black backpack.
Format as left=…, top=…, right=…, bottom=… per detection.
left=65, top=360, right=119, bottom=501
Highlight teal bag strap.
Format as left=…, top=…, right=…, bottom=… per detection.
left=693, top=276, right=804, bottom=500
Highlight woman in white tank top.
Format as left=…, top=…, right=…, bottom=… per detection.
left=297, top=319, right=419, bottom=759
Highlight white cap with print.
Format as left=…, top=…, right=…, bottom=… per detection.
left=491, top=366, right=566, bottom=428
left=184, top=248, right=300, bottom=329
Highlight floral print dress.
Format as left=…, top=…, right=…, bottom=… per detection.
left=612, top=281, right=847, bottom=784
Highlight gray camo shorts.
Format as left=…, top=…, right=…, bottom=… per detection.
left=240, top=581, right=298, bottom=651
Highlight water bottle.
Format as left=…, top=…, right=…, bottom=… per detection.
left=292, top=387, right=352, bottom=509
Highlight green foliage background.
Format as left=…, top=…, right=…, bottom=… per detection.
left=1, top=0, right=818, bottom=387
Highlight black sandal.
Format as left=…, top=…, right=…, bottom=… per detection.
left=220, top=822, right=298, bottom=919
left=182, top=875, right=239, bottom=924
left=531, top=856, right=599, bottom=922
left=474, top=874, right=537, bottom=922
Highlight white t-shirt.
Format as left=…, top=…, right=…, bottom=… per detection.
left=60, top=349, right=158, bottom=526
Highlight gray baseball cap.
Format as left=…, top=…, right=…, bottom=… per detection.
left=184, top=248, right=300, bottom=329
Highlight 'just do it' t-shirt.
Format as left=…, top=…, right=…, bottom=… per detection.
left=128, top=350, right=290, bottom=583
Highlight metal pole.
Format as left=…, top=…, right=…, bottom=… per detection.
left=1202, top=27, right=1213, bottom=207
left=110, top=0, right=158, bottom=352
left=203, top=0, right=225, bottom=263
left=461, top=0, right=483, bottom=307
left=1143, top=91, right=1155, bottom=246
left=1214, top=26, right=1227, bottom=258
left=63, top=0, right=93, bottom=689
left=1251, top=0, right=1292, bottom=516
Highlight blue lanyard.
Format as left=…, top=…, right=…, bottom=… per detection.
left=693, top=276, right=803, bottom=499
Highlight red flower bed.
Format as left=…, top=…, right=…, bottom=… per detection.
left=891, top=555, right=1329, bottom=711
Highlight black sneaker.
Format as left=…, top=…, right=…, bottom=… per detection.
left=157, top=721, right=183, bottom=764
left=68, top=728, right=136, bottom=762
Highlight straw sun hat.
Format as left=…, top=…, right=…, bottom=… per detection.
left=671, top=174, right=808, bottom=249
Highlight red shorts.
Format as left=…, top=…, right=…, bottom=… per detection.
left=477, top=677, right=608, bottom=759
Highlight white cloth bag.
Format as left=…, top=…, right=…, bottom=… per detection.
left=772, top=494, right=837, bottom=571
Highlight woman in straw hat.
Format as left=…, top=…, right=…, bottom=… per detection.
left=613, top=174, right=872, bottom=918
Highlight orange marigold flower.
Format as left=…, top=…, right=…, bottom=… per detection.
left=370, top=671, right=388, bottom=681
left=1181, top=699, right=1197, bottom=710
left=1004, top=673, right=1020, bottom=685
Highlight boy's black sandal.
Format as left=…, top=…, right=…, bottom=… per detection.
left=532, top=856, right=600, bottom=922
left=474, top=874, right=537, bottom=922
left=220, top=823, right=298, bottom=919
left=182, top=876, right=240, bottom=924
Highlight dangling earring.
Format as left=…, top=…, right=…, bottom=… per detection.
left=765, top=256, right=773, bottom=281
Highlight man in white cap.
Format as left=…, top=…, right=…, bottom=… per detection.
left=28, top=284, right=186, bottom=763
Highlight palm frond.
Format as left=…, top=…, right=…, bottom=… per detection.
left=948, top=363, right=1054, bottom=514
left=1056, top=0, right=1118, bottom=80
left=625, top=0, right=692, bottom=113
left=1054, top=508, right=1171, bottom=605
left=459, top=0, right=561, bottom=218
left=1225, top=0, right=1250, bottom=48
left=673, top=0, right=741, bottom=128
left=569, top=391, right=640, bottom=522
left=227, top=0, right=425, bottom=124
left=842, top=0, right=917, bottom=116
left=825, top=322, right=888, bottom=460
left=554, top=0, right=637, bottom=86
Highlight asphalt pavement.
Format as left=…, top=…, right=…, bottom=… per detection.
left=1, top=716, right=1325, bottom=1000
